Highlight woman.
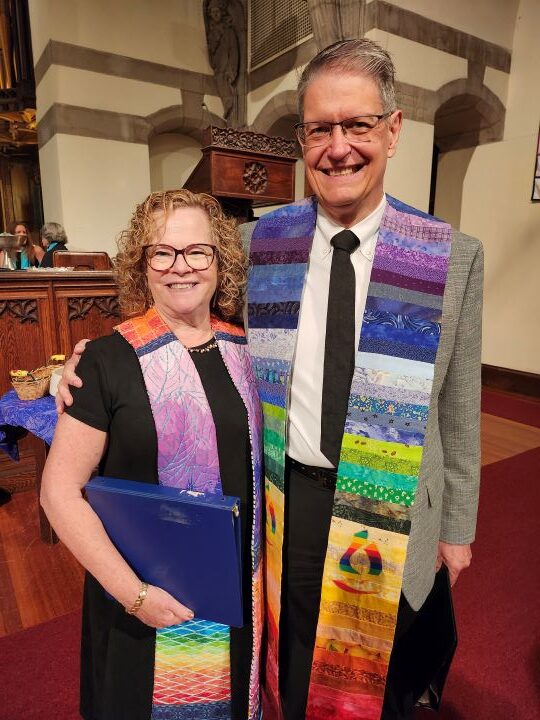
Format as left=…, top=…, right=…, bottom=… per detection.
left=1, top=221, right=43, bottom=268
left=41, top=190, right=263, bottom=720
left=39, top=221, right=68, bottom=267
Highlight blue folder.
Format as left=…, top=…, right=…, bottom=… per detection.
left=85, top=476, right=243, bottom=627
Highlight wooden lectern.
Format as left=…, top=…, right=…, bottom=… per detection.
left=184, top=126, right=298, bottom=221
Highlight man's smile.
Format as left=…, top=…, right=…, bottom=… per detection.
left=319, top=164, right=364, bottom=177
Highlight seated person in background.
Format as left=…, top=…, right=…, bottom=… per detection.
left=39, top=221, right=68, bottom=267
left=10, top=221, right=44, bottom=267
left=40, top=189, right=264, bottom=720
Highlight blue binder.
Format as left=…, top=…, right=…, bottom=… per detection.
left=85, top=476, right=243, bottom=627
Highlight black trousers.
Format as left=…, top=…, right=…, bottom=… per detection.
left=279, top=459, right=419, bottom=720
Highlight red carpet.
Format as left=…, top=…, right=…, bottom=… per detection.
left=418, top=447, right=540, bottom=720
left=1, top=451, right=539, bottom=719
left=482, top=388, right=540, bottom=428
left=0, top=610, right=80, bottom=720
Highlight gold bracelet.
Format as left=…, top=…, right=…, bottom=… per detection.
left=126, top=581, right=149, bottom=615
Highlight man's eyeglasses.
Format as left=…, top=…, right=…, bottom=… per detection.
left=144, top=243, right=217, bottom=271
left=295, top=113, right=392, bottom=148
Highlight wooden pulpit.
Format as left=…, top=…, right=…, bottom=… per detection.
left=184, top=126, right=298, bottom=220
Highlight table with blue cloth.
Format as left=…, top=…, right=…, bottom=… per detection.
left=0, top=390, right=58, bottom=542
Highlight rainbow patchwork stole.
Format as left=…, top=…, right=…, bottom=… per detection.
left=116, top=307, right=264, bottom=720
left=247, top=195, right=451, bottom=719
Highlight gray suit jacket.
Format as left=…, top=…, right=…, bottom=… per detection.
left=240, top=219, right=483, bottom=610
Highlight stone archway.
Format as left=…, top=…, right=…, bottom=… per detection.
left=145, top=105, right=225, bottom=192
left=431, top=80, right=506, bottom=226
left=250, top=91, right=298, bottom=138
left=266, top=114, right=297, bottom=142
left=434, top=80, right=506, bottom=152
left=146, top=104, right=225, bottom=143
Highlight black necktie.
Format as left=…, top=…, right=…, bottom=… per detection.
left=320, top=229, right=360, bottom=467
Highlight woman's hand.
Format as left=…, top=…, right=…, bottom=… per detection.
left=134, top=585, right=194, bottom=628
left=42, top=413, right=194, bottom=631
left=55, top=339, right=89, bottom=413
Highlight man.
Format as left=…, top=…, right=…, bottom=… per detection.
left=59, top=39, right=482, bottom=720
left=244, top=39, right=482, bottom=720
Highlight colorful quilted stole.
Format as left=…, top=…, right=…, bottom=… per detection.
left=247, top=195, right=451, bottom=719
left=116, top=307, right=264, bottom=720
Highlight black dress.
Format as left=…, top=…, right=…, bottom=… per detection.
left=39, top=243, right=67, bottom=267
left=66, top=332, right=253, bottom=720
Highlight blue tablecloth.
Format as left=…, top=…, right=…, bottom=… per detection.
left=0, top=390, right=57, bottom=459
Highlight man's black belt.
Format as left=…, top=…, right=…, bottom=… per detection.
left=287, top=456, right=337, bottom=490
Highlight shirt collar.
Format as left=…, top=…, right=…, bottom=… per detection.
left=315, top=195, right=386, bottom=261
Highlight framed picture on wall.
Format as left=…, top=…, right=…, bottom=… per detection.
left=532, top=125, right=540, bottom=201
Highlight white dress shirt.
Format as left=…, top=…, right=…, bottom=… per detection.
left=287, top=196, right=386, bottom=467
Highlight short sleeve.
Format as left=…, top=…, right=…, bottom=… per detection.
left=65, top=339, right=112, bottom=432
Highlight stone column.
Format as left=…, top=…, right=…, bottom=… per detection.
left=306, top=0, right=367, bottom=50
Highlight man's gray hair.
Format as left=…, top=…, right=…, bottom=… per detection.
left=297, top=38, right=397, bottom=118
left=41, top=221, right=68, bottom=245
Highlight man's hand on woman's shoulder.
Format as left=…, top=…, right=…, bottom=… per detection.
left=55, top=338, right=89, bottom=414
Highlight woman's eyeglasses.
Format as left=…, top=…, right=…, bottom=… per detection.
left=295, top=113, right=392, bottom=148
left=144, top=243, right=217, bottom=271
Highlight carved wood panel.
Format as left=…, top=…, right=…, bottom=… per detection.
left=67, top=296, right=120, bottom=321
left=0, top=272, right=119, bottom=395
left=56, top=291, right=120, bottom=356
left=0, top=299, right=38, bottom=323
left=206, top=126, right=297, bottom=158
left=0, top=295, right=53, bottom=395
left=243, top=162, right=268, bottom=194
left=210, top=151, right=295, bottom=201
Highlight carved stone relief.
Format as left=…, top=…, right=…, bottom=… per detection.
left=204, top=0, right=244, bottom=124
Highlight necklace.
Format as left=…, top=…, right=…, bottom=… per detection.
left=187, top=338, right=218, bottom=354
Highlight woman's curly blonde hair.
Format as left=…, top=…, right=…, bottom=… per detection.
left=114, top=190, right=247, bottom=321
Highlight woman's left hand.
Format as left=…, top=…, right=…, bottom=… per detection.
left=134, top=585, right=195, bottom=628
left=41, top=414, right=195, bottom=630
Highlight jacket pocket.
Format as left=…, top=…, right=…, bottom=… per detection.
left=425, top=482, right=433, bottom=509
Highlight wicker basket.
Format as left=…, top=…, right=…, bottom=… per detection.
left=11, top=365, right=53, bottom=400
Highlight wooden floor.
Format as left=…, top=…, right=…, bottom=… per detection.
left=0, top=391, right=539, bottom=638
left=0, top=438, right=37, bottom=493
left=0, top=489, right=84, bottom=637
